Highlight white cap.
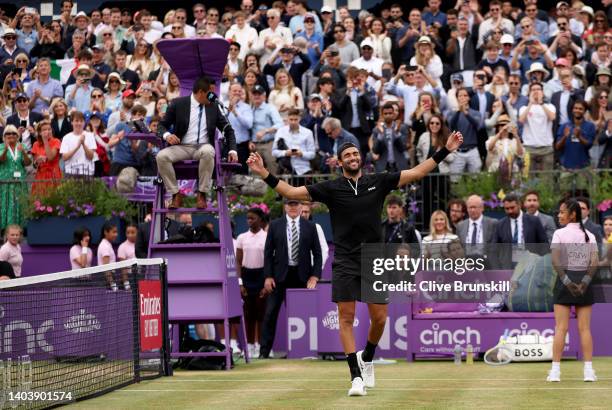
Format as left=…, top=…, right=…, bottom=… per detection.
left=74, top=11, right=90, bottom=21
left=321, top=6, right=333, bottom=13
left=360, top=38, right=375, bottom=49
left=580, top=6, right=594, bottom=17
left=500, top=34, right=514, bottom=45
left=2, top=28, right=16, bottom=37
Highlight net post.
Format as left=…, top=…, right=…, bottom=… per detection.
left=132, top=262, right=141, bottom=383
left=160, top=259, right=173, bottom=376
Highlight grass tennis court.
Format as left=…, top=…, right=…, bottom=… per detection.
left=66, top=357, right=612, bottom=409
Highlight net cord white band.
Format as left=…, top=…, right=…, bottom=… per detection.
left=0, top=258, right=166, bottom=289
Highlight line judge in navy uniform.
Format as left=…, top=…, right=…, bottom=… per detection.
left=259, top=199, right=322, bottom=358
left=156, top=75, right=238, bottom=209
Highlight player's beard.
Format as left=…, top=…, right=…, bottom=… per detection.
left=341, top=158, right=361, bottom=177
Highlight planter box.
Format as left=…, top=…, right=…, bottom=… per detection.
left=484, top=210, right=506, bottom=220
left=26, top=216, right=125, bottom=246
left=313, top=213, right=332, bottom=242
left=232, top=214, right=248, bottom=236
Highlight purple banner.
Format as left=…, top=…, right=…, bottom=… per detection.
left=0, top=288, right=133, bottom=361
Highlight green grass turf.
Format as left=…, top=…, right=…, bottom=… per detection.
left=67, top=357, right=612, bottom=409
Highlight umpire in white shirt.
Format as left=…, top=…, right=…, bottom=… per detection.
left=272, top=108, right=316, bottom=182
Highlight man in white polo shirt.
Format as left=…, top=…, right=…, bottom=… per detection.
left=518, top=81, right=556, bottom=171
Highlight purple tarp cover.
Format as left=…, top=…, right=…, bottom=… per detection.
left=156, top=38, right=230, bottom=96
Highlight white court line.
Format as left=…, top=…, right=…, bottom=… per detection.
left=163, top=378, right=612, bottom=382
left=119, top=387, right=612, bottom=392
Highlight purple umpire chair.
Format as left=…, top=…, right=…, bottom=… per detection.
left=128, top=38, right=248, bottom=369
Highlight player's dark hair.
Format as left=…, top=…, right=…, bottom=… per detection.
left=576, top=196, right=591, bottom=210
left=101, top=221, right=117, bottom=241
left=193, top=75, right=214, bottom=94
left=565, top=199, right=590, bottom=242
left=338, top=142, right=358, bottom=159
left=72, top=226, right=91, bottom=246
left=523, top=190, right=540, bottom=201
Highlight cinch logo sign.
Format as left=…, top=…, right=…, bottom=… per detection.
left=321, top=310, right=359, bottom=330
left=502, top=322, right=569, bottom=343
left=419, top=322, right=481, bottom=346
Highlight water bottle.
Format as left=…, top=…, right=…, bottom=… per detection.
left=466, top=344, right=474, bottom=365
left=453, top=344, right=462, bottom=365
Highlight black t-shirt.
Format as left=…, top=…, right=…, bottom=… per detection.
left=306, top=172, right=401, bottom=263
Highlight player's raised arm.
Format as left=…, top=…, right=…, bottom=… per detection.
left=247, top=152, right=311, bottom=201
left=397, top=131, right=463, bottom=187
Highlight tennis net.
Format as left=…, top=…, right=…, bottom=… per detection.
left=0, top=258, right=171, bottom=409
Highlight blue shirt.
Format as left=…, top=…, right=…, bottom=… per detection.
left=422, top=11, right=447, bottom=27
left=556, top=120, right=596, bottom=169
left=518, top=55, right=547, bottom=82
left=514, top=20, right=549, bottom=44
left=16, top=29, right=37, bottom=54
left=333, top=130, right=360, bottom=156
left=252, top=102, right=284, bottom=143
left=65, top=83, right=94, bottom=113
left=112, top=122, right=139, bottom=166
left=229, top=101, right=254, bottom=144
left=25, top=77, right=64, bottom=114
left=295, top=31, right=323, bottom=65
left=448, top=109, right=481, bottom=149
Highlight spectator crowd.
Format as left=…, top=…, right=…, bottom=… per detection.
left=0, top=0, right=609, bottom=231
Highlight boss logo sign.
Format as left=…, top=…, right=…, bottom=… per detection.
left=514, top=348, right=544, bottom=358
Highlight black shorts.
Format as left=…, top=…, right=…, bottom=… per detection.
left=331, top=257, right=388, bottom=304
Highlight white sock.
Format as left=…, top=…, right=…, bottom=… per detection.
left=552, top=362, right=560, bottom=371
left=584, top=361, right=593, bottom=370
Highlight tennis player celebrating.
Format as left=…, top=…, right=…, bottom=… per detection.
left=247, top=131, right=463, bottom=396
left=548, top=199, right=599, bottom=383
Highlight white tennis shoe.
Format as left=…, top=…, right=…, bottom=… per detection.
left=356, top=351, right=375, bottom=388
left=546, top=369, right=561, bottom=382
left=584, top=368, right=597, bottom=382
left=348, top=377, right=367, bottom=396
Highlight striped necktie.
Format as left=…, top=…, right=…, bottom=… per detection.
left=291, top=220, right=299, bottom=263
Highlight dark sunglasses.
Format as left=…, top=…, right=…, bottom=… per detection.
left=429, top=121, right=441, bottom=125
left=16, top=99, right=28, bottom=103
left=304, top=19, right=314, bottom=23
left=4, top=35, right=16, bottom=39
left=4, top=132, right=17, bottom=136
left=92, top=94, right=104, bottom=98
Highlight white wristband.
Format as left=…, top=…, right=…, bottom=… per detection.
left=81, top=247, right=89, bottom=255
left=238, top=277, right=243, bottom=286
